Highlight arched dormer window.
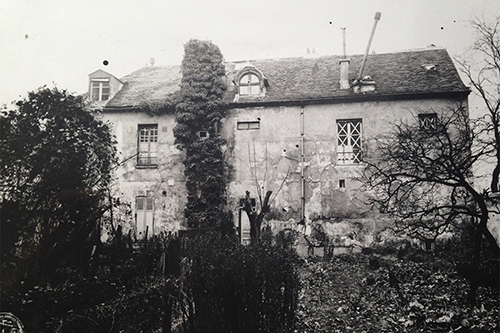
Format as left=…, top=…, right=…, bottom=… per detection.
left=234, top=66, right=268, bottom=99
left=239, top=73, right=260, bottom=96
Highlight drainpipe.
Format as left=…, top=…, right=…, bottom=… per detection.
left=300, top=106, right=306, bottom=222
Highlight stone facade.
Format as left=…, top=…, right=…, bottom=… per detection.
left=94, top=111, right=186, bottom=237
left=223, top=98, right=468, bottom=223
left=88, top=47, right=470, bottom=242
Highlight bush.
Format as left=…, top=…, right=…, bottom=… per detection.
left=182, top=233, right=299, bottom=333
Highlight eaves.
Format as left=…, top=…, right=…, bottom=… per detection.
left=225, top=90, right=470, bottom=109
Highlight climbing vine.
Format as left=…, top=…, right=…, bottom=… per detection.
left=173, top=39, right=229, bottom=229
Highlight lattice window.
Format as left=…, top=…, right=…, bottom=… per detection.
left=138, top=125, right=158, bottom=166
left=337, top=119, right=362, bottom=164
left=418, top=113, right=437, bottom=130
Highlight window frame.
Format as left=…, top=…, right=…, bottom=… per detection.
left=90, top=78, right=110, bottom=101
left=418, top=113, right=438, bottom=131
left=137, top=124, right=158, bottom=168
left=136, top=194, right=154, bottom=238
left=237, top=121, right=260, bottom=130
left=197, top=130, right=209, bottom=139
left=337, top=119, right=363, bottom=165
left=238, top=73, right=261, bottom=96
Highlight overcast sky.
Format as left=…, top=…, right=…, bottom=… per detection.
left=0, top=0, right=498, bottom=106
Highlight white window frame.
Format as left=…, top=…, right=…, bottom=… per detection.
left=337, top=119, right=362, bottom=164
left=239, top=73, right=260, bottom=96
left=91, top=78, right=110, bottom=101
left=136, top=195, right=154, bottom=238
left=137, top=124, right=158, bottom=166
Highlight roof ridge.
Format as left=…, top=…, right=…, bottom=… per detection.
left=225, top=47, right=448, bottom=64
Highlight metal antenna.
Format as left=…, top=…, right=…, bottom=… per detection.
left=342, top=27, right=347, bottom=58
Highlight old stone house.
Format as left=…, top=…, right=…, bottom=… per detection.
left=89, top=47, right=469, bottom=243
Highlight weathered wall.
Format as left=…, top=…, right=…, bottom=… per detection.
left=222, top=97, right=467, bottom=224
left=96, top=95, right=467, bottom=239
left=96, top=111, right=187, bottom=235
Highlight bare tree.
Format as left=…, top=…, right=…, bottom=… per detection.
left=456, top=16, right=500, bottom=194
left=362, top=104, right=499, bottom=305
left=240, top=142, right=291, bottom=243
left=362, top=16, right=500, bottom=305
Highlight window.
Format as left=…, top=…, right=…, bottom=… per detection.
left=237, top=121, right=260, bottom=130
left=239, top=73, right=260, bottom=96
left=138, top=125, right=158, bottom=166
left=339, top=179, right=346, bottom=188
left=136, top=195, right=154, bottom=238
left=337, top=119, right=362, bottom=164
left=91, top=79, right=110, bottom=101
left=197, top=130, right=209, bottom=139
left=419, top=113, right=437, bottom=130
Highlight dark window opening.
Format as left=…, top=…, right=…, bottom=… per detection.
left=197, top=130, right=208, bottom=139
left=419, top=113, right=438, bottom=130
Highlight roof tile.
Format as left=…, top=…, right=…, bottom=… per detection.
left=104, top=48, right=468, bottom=109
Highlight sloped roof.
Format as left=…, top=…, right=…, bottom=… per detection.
left=241, top=48, right=468, bottom=103
left=104, top=48, right=468, bottom=109
left=105, top=65, right=181, bottom=108
left=89, top=69, right=123, bottom=83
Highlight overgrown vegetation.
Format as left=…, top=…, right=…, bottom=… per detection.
left=182, top=233, right=299, bottom=333
left=362, top=17, right=500, bottom=304
left=296, top=237, right=499, bottom=332
left=173, top=39, right=230, bottom=230
left=1, top=87, right=117, bottom=303
left=1, top=230, right=300, bottom=332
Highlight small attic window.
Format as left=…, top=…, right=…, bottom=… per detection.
left=91, top=79, right=110, bottom=101
left=239, top=73, right=260, bottom=96
left=422, top=64, right=436, bottom=71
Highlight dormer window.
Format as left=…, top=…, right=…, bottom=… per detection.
left=239, top=73, right=260, bottom=96
left=88, top=69, right=124, bottom=103
left=91, top=79, right=110, bottom=101
left=233, top=66, right=268, bottom=100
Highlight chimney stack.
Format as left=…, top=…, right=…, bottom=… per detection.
left=339, top=27, right=350, bottom=89
left=339, top=59, right=351, bottom=89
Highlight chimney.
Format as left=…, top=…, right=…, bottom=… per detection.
left=339, top=59, right=351, bottom=89
left=150, top=58, right=155, bottom=66
left=339, top=27, right=350, bottom=89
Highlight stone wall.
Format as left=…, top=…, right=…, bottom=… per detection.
left=96, top=111, right=187, bottom=236
left=222, top=98, right=466, bottom=224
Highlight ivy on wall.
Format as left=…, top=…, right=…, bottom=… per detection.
left=173, top=39, right=230, bottom=229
